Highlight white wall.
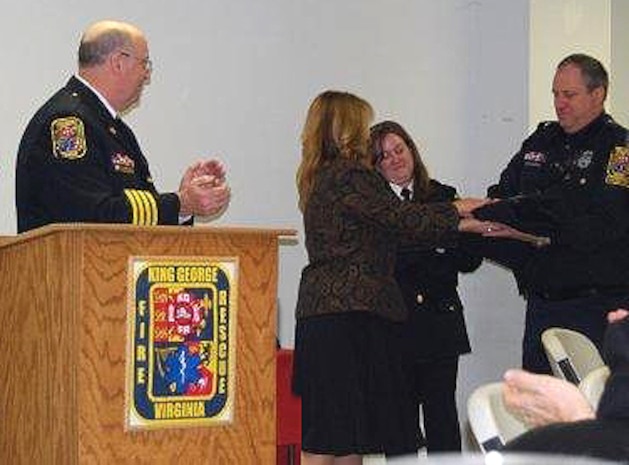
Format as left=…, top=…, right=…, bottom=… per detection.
left=612, top=0, right=629, bottom=128
left=530, top=0, right=611, bottom=130
left=0, top=0, right=532, bottom=451
left=529, top=0, right=629, bottom=128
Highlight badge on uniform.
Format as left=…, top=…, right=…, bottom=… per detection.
left=112, top=152, right=135, bottom=174
left=576, top=150, right=593, bottom=169
left=50, top=116, right=87, bottom=160
left=605, top=146, right=629, bottom=188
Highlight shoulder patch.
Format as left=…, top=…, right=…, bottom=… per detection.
left=605, top=146, right=629, bottom=188
left=50, top=116, right=87, bottom=160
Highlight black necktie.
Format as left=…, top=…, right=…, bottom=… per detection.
left=401, top=187, right=412, bottom=201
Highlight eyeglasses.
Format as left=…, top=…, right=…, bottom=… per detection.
left=120, top=50, right=153, bottom=72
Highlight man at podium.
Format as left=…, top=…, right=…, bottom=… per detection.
left=15, top=19, right=230, bottom=233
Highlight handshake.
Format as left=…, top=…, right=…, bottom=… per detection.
left=177, top=159, right=231, bottom=217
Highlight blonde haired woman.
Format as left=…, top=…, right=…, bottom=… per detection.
left=292, top=90, right=496, bottom=465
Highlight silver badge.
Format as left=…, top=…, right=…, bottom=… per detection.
left=576, top=150, right=593, bottom=169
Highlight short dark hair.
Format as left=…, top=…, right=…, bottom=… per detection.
left=558, top=53, right=608, bottom=98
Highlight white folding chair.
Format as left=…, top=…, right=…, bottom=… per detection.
left=578, top=364, right=610, bottom=411
left=541, top=327, right=605, bottom=384
left=467, top=382, right=529, bottom=452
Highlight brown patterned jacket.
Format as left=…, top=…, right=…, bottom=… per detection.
left=295, top=158, right=459, bottom=322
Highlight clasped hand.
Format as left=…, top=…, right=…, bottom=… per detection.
left=178, top=159, right=231, bottom=217
left=454, top=197, right=506, bottom=235
left=454, top=197, right=534, bottom=238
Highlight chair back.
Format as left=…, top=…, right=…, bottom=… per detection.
left=541, top=327, right=605, bottom=384
left=578, top=365, right=610, bottom=411
left=276, top=349, right=301, bottom=465
left=467, top=382, right=529, bottom=452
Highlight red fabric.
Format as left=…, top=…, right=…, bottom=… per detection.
left=277, top=349, right=301, bottom=465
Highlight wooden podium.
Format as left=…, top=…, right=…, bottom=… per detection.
left=0, top=223, right=295, bottom=464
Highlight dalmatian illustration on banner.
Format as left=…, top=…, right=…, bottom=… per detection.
left=125, top=257, right=238, bottom=430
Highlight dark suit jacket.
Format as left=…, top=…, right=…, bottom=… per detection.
left=16, top=76, right=181, bottom=232
left=295, top=159, right=460, bottom=322
left=396, top=180, right=482, bottom=360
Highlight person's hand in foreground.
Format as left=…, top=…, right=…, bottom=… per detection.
left=502, top=368, right=595, bottom=428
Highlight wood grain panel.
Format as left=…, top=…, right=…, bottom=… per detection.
left=0, top=224, right=293, bottom=464
left=0, top=230, right=82, bottom=464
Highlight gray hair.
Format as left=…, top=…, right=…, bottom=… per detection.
left=78, top=22, right=135, bottom=67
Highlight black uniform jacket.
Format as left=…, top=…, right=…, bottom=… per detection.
left=598, top=315, right=629, bottom=421
left=16, top=76, right=181, bottom=233
left=295, top=159, right=460, bottom=323
left=485, top=113, right=629, bottom=296
left=396, top=180, right=481, bottom=360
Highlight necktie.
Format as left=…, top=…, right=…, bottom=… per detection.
left=401, top=187, right=412, bottom=201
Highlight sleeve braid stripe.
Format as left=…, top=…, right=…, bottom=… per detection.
left=129, top=190, right=146, bottom=225
left=123, top=189, right=140, bottom=224
left=137, top=190, right=158, bottom=225
left=124, top=189, right=160, bottom=225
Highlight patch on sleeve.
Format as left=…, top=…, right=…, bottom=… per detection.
left=50, top=116, right=87, bottom=159
left=605, top=146, right=629, bottom=188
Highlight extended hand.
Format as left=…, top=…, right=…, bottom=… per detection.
left=607, top=308, right=629, bottom=324
left=502, top=369, right=594, bottom=427
left=453, top=197, right=496, bottom=218
left=458, top=218, right=505, bottom=234
left=482, top=222, right=530, bottom=238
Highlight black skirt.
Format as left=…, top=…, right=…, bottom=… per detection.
left=292, top=311, right=423, bottom=456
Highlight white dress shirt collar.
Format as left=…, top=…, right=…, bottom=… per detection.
left=389, top=181, right=414, bottom=200
left=74, top=74, right=118, bottom=118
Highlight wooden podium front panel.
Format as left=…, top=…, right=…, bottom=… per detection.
left=78, top=228, right=278, bottom=464
left=0, top=230, right=82, bottom=464
left=0, top=225, right=290, bottom=465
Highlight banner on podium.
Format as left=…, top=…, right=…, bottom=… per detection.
left=125, top=257, right=238, bottom=430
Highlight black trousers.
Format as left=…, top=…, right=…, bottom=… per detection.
left=413, top=357, right=461, bottom=453
left=523, top=293, right=629, bottom=374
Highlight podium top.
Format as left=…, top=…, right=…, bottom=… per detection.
left=0, top=223, right=297, bottom=249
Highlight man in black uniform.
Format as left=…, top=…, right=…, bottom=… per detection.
left=16, top=20, right=230, bottom=233
left=481, top=54, right=629, bottom=374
